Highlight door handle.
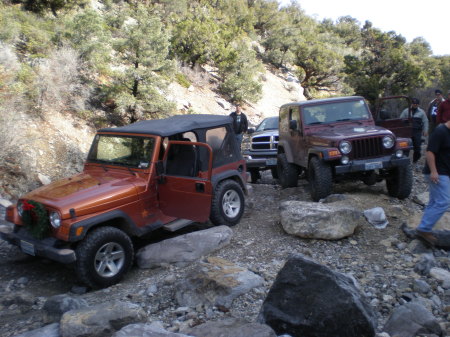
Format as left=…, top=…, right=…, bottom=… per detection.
left=195, top=182, right=205, bottom=193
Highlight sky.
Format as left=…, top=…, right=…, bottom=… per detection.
left=279, top=0, right=449, bottom=56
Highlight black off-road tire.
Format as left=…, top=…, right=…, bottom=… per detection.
left=277, top=153, right=299, bottom=188
left=270, top=167, right=279, bottom=179
left=249, top=169, right=261, bottom=183
left=385, top=162, right=413, bottom=199
left=75, top=226, right=134, bottom=289
left=210, top=180, right=245, bottom=227
left=308, top=156, right=333, bottom=201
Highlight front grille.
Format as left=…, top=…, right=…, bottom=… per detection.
left=251, top=135, right=278, bottom=151
left=351, top=137, right=384, bottom=159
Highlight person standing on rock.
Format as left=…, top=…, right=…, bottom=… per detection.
left=415, top=118, right=450, bottom=246
left=229, top=104, right=248, bottom=148
left=400, top=98, right=428, bottom=164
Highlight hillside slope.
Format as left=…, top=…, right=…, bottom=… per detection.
left=0, top=66, right=304, bottom=200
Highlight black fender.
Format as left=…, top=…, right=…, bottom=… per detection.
left=68, top=210, right=141, bottom=242
left=211, top=170, right=247, bottom=194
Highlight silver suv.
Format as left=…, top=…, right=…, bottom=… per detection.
left=241, top=116, right=279, bottom=183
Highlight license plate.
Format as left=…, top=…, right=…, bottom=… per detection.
left=365, top=161, right=383, bottom=170
left=266, top=158, right=277, bottom=166
left=20, top=240, right=35, bottom=256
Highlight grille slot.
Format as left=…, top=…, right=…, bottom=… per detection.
left=251, top=135, right=278, bottom=151
left=351, top=137, right=384, bottom=159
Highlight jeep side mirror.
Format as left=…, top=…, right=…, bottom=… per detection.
left=247, top=127, right=255, bottom=134
left=289, top=120, right=298, bottom=131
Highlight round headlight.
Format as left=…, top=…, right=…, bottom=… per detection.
left=341, top=156, right=350, bottom=165
left=49, top=212, right=61, bottom=228
left=17, top=201, right=24, bottom=217
left=383, top=136, right=394, bottom=149
left=339, top=141, right=352, bottom=154
left=395, top=150, right=403, bottom=158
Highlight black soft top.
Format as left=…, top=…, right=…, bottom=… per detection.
left=98, top=114, right=232, bottom=137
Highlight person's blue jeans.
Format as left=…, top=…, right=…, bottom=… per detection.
left=417, top=175, right=450, bottom=232
left=235, top=133, right=243, bottom=149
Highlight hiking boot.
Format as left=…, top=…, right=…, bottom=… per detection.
left=416, top=230, right=437, bottom=247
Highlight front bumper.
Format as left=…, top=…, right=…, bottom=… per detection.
left=0, top=226, right=76, bottom=264
left=334, top=156, right=410, bottom=174
left=243, top=150, right=277, bottom=169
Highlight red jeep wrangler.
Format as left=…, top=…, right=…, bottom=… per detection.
left=277, top=96, right=413, bottom=201
left=1, top=114, right=247, bottom=288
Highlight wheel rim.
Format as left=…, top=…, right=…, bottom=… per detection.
left=94, top=242, right=125, bottom=278
left=222, top=189, right=241, bottom=219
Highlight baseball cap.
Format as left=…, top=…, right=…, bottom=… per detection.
left=411, top=98, right=420, bottom=104
left=435, top=89, right=442, bottom=95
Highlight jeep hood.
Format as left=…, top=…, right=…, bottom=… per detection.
left=309, top=124, right=392, bottom=145
left=23, top=171, right=141, bottom=218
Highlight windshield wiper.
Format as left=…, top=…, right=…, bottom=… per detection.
left=307, top=122, right=322, bottom=125
left=336, top=118, right=351, bottom=122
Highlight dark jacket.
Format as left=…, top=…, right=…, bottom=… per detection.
left=229, top=112, right=248, bottom=134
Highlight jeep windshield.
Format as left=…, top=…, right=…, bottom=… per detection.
left=87, top=134, right=155, bottom=169
left=302, top=99, right=370, bottom=125
left=256, top=116, right=278, bottom=131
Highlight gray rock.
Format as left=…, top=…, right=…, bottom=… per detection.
left=414, top=254, right=436, bottom=275
left=258, top=254, right=377, bottom=337
left=363, top=207, right=389, bottom=229
left=430, top=267, right=450, bottom=287
left=0, top=198, right=12, bottom=207
left=43, top=294, right=89, bottom=323
left=175, top=257, right=264, bottom=309
left=280, top=200, right=362, bottom=240
left=383, top=302, right=442, bottom=337
left=413, top=279, right=431, bottom=294
left=136, top=226, right=233, bottom=269
left=112, top=322, right=191, bottom=337
left=183, top=318, right=276, bottom=337
left=12, top=323, right=60, bottom=337
left=60, top=301, right=146, bottom=337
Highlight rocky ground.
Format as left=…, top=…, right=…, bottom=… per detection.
left=0, top=159, right=449, bottom=336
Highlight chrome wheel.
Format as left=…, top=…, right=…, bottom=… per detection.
left=222, top=189, right=241, bottom=219
left=94, top=242, right=125, bottom=278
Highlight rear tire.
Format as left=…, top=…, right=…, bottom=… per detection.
left=210, top=180, right=245, bottom=226
left=75, top=226, right=134, bottom=289
left=277, top=153, right=299, bottom=188
left=308, top=157, right=332, bottom=201
left=270, top=167, right=279, bottom=179
left=386, top=162, right=412, bottom=199
left=249, top=169, right=261, bottom=183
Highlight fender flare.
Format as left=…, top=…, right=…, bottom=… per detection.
left=68, top=210, right=138, bottom=242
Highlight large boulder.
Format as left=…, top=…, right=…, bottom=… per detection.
left=175, top=257, right=264, bottom=309
left=258, top=254, right=377, bottom=337
left=136, top=226, right=233, bottom=268
left=60, top=301, right=146, bottom=337
left=12, top=323, right=60, bottom=337
left=113, top=322, right=191, bottom=337
left=280, top=200, right=362, bottom=239
left=382, top=302, right=443, bottom=337
left=43, top=294, right=88, bottom=323
left=182, top=318, right=276, bottom=337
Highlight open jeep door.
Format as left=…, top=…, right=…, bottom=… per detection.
left=372, top=96, right=413, bottom=138
left=158, top=141, right=213, bottom=222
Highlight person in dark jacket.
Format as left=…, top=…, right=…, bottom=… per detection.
left=229, top=105, right=248, bottom=148
left=400, top=98, right=428, bottom=164
left=427, top=89, right=445, bottom=134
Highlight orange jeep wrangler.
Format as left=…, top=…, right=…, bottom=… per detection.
left=1, top=114, right=247, bottom=288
